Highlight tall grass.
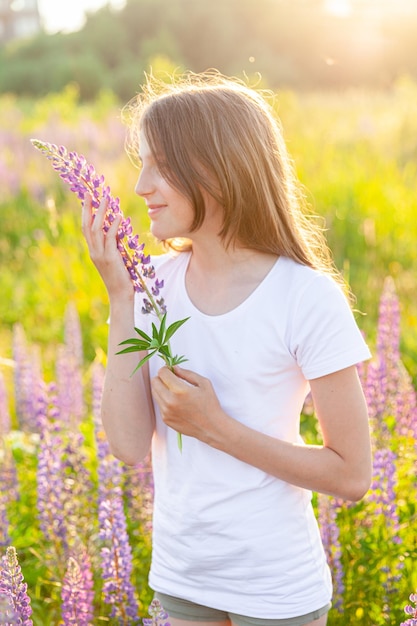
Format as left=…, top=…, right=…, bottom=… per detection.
left=0, top=81, right=416, bottom=624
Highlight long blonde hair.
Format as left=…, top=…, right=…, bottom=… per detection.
left=124, top=70, right=341, bottom=283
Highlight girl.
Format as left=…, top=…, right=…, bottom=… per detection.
left=82, top=72, right=372, bottom=626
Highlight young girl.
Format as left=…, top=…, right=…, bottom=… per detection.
left=82, top=72, right=372, bottom=626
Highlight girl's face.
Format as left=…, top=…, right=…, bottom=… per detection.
left=135, top=131, right=223, bottom=243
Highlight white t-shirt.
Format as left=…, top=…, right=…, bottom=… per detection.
left=134, top=252, right=371, bottom=619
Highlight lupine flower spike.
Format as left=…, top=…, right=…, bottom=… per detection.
left=143, top=598, right=170, bottom=626
left=31, top=139, right=188, bottom=449
left=61, top=552, right=94, bottom=626
left=0, top=546, right=33, bottom=625
left=401, top=592, right=417, bottom=625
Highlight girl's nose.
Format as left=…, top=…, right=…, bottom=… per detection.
left=135, top=170, right=152, bottom=197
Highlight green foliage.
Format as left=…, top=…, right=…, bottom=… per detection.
left=3, top=1, right=417, bottom=100
left=117, top=314, right=190, bottom=373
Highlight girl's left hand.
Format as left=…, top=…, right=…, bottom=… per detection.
left=151, top=366, right=225, bottom=444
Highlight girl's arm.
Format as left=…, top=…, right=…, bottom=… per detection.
left=151, top=364, right=372, bottom=501
left=82, top=196, right=155, bottom=464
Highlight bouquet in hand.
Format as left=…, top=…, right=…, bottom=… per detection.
left=31, top=139, right=188, bottom=449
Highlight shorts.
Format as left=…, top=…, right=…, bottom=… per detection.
left=154, top=592, right=331, bottom=626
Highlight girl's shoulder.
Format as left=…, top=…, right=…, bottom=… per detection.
left=277, top=256, right=345, bottom=302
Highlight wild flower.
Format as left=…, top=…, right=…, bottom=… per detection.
left=31, top=139, right=188, bottom=447
left=317, top=494, right=344, bottom=612
left=401, top=592, right=417, bottom=625
left=368, top=447, right=401, bottom=543
left=0, top=449, right=17, bottom=549
left=12, top=324, right=43, bottom=432
left=0, top=546, right=33, bottom=625
left=366, top=277, right=401, bottom=441
left=37, top=380, right=94, bottom=564
left=93, top=364, right=139, bottom=622
left=0, top=374, right=16, bottom=548
left=61, top=549, right=94, bottom=626
left=0, top=372, right=10, bottom=434
left=98, top=497, right=140, bottom=624
left=56, top=304, right=85, bottom=425
left=30, top=139, right=165, bottom=309
left=123, top=458, right=154, bottom=536
left=37, top=405, right=67, bottom=551
left=92, top=364, right=123, bottom=500
left=143, top=598, right=170, bottom=626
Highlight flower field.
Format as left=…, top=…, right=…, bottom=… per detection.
left=0, top=82, right=416, bottom=624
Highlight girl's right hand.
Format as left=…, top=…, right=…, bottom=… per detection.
left=81, top=194, right=134, bottom=301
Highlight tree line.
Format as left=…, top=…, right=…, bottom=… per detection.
left=1, top=0, right=417, bottom=100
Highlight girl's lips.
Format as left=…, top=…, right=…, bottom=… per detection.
left=147, top=204, right=165, bottom=217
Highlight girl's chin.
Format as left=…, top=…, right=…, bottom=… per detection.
left=150, top=223, right=187, bottom=241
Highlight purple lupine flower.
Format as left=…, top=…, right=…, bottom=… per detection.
left=368, top=447, right=401, bottom=543
left=394, top=366, right=417, bottom=439
left=37, top=380, right=94, bottom=561
left=376, top=277, right=401, bottom=379
left=59, top=429, right=95, bottom=551
left=30, top=139, right=165, bottom=315
left=0, top=449, right=17, bottom=548
left=0, top=546, right=33, bottom=625
left=367, top=277, right=401, bottom=441
left=401, top=592, right=417, bottom=625
left=0, top=499, right=10, bottom=550
left=364, top=358, right=387, bottom=428
left=31, top=138, right=189, bottom=389
left=317, top=494, right=344, bottom=612
left=92, top=363, right=139, bottom=622
left=123, top=458, right=154, bottom=536
left=37, top=416, right=67, bottom=550
left=64, top=302, right=84, bottom=367
left=12, top=324, right=43, bottom=432
left=0, top=372, right=15, bottom=548
left=92, top=364, right=124, bottom=501
left=55, top=303, right=85, bottom=425
left=32, top=139, right=188, bottom=450
left=0, top=372, right=11, bottom=434
left=61, top=549, right=94, bottom=626
left=98, top=497, right=140, bottom=624
left=143, top=598, right=170, bottom=626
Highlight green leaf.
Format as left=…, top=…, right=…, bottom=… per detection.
left=148, top=338, right=161, bottom=349
left=157, top=313, right=167, bottom=343
left=164, top=317, right=190, bottom=342
left=158, top=345, right=172, bottom=359
left=117, top=337, right=150, bottom=347
left=130, top=350, right=157, bottom=375
left=171, top=355, right=188, bottom=365
left=151, top=322, right=159, bottom=339
left=134, top=327, right=152, bottom=342
left=116, top=343, right=150, bottom=355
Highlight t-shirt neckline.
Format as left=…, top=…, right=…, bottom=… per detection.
left=180, top=252, right=283, bottom=320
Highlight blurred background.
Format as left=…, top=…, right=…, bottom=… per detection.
left=3, top=0, right=417, bottom=98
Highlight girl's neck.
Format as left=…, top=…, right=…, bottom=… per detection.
left=185, top=239, right=279, bottom=316
left=189, top=236, right=267, bottom=274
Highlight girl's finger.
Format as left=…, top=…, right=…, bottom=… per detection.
left=81, top=193, right=94, bottom=236
left=103, top=213, right=123, bottom=251
left=91, top=196, right=109, bottom=233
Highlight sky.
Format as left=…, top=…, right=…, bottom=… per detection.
left=37, top=0, right=126, bottom=33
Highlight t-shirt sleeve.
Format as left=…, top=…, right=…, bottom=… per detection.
left=289, top=274, right=372, bottom=380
